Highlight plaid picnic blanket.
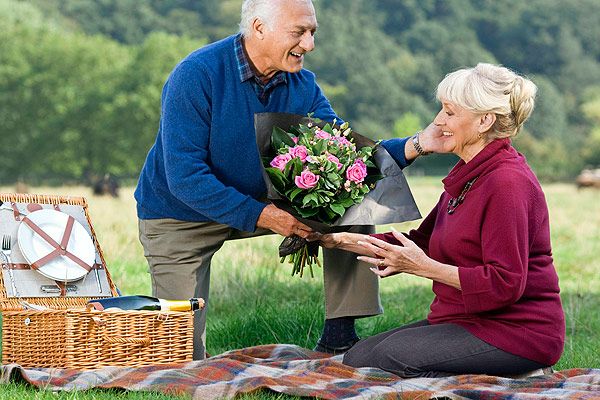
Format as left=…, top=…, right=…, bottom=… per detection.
left=1, top=344, right=599, bottom=399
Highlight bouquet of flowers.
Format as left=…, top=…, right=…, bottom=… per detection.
left=263, top=116, right=383, bottom=277
left=255, top=112, right=421, bottom=278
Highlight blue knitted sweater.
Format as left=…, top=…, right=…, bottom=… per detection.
left=135, top=35, right=409, bottom=232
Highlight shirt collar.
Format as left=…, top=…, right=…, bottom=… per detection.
left=233, top=33, right=287, bottom=86
left=234, top=33, right=254, bottom=83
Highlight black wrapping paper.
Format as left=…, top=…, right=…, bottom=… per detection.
left=255, top=112, right=421, bottom=232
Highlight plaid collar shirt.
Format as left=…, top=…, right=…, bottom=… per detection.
left=234, top=33, right=287, bottom=104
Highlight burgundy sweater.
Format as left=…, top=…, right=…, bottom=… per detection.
left=376, top=138, right=565, bottom=366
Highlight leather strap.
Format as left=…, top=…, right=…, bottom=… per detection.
left=55, top=280, right=67, bottom=297
left=2, top=263, right=29, bottom=270
left=21, top=215, right=93, bottom=272
left=2, top=262, right=102, bottom=270
left=26, top=203, right=43, bottom=213
left=11, top=202, right=22, bottom=221
left=9, top=203, right=61, bottom=221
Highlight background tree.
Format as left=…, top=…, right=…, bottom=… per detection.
left=1, top=0, right=598, bottom=183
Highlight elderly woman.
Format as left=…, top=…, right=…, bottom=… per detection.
left=315, top=63, right=565, bottom=378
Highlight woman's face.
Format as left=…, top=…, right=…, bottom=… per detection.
left=433, top=101, right=486, bottom=161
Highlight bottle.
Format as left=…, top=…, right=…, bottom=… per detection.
left=87, top=295, right=204, bottom=312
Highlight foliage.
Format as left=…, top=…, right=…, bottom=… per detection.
left=581, top=88, right=600, bottom=167
left=1, top=0, right=600, bottom=183
left=0, top=4, right=201, bottom=184
left=392, top=112, right=422, bottom=139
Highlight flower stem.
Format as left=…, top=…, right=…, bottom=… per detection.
left=285, top=244, right=321, bottom=278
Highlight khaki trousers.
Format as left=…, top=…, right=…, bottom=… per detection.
left=138, top=218, right=382, bottom=360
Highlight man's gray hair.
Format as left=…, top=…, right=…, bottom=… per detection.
left=239, top=0, right=280, bottom=38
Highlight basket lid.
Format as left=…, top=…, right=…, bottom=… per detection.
left=0, top=193, right=118, bottom=311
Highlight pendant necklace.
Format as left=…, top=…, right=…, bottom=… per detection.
left=447, top=177, right=478, bottom=214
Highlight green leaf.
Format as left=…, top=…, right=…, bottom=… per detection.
left=288, top=187, right=304, bottom=202
left=302, top=193, right=316, bottom=207
left=317, top=193, right=331, bottom=204
left=322, top=123, right=334, bottom=134
left=313, top=139, right=327, bottom=154
left=337, top=197, right=356, bottom=207
left=326, top=172, right=341, bottom=183
left=323, top=180, right=338, bottom=191
left=292, top=157, right=303, bottom=176
left=360, top=146, right=374, bottom=157
left=364, top=159, right=377, bottom=168
left=315, top=191, right=333, bottom=205
left=272, top=126, right=295, bottom=149
left=265, top=167, right=287, bottom=190
left=330, top=203, right=346, bottom=217
left=289, top=126, right=303, bottom=136
left=298, top=125, right=313, bottom=135
left=284, top=157, right=303, bottom=178
left=297, top=207, right=319, bottom=218
left=322, top=207, right=337, bottom=221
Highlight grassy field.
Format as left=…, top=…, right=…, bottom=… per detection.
left=1, top=177, right=599, bottom=399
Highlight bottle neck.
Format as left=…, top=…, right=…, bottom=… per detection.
left=158, top=298, right=202, bottom=311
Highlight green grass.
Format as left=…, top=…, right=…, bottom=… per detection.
left=1, top=177, right=599, bottom=399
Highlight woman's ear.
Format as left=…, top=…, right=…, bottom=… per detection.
left=479, top=113, right=496, bottom=133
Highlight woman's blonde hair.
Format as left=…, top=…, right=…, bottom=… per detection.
left=436, top=63, right=537, bottom=138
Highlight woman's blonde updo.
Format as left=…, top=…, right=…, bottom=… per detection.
left=436, top=63, right=537, bottom=139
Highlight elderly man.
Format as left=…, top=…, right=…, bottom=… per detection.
left=135, top=0, right=438, bottom=359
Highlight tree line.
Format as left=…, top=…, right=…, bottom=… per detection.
left=1, top=0, right=599, bottom=184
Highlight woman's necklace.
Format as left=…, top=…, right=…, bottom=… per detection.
left=447, top=177, right=478, bottom=214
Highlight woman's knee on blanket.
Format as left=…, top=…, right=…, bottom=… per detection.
left=343, top=340, right=429, bottom=378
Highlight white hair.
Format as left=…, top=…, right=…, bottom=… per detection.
left=239, top=0, right=280, bottom=38
left=436, top=63, right=537, bottom=138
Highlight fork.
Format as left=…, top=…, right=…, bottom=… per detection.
left=2, top=234, right=12, bottom=259
left=1, top=234, right=19, bottom=297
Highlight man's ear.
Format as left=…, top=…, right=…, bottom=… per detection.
left=479, top=113, right=496, bottom=133
left=252, top=17, right=266, bottom=39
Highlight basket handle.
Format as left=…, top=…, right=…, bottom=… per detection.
left=101, top=335, right=151, bottom=347
left=88, top=310, right=154, bottom=347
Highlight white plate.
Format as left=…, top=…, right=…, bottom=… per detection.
left=17, top=209, right=95, bottom=282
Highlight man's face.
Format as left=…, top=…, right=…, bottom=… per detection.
left=260, top=0, right=317, bottom=75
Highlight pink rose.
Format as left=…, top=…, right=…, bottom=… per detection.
left=315, top=129, right=331, bottom=139
left=326, top=154, right=343, bottom=170
left=346, top=159, right=367, bottom=183
left=295, top=169, right=320, bottom=189
left=270, top=153, right=292, bottom=171
left=334, top=136, right=354, bottom=149
left=292, top=136, right=299, bottom=144
left=289, top=145, right=308, bottom=162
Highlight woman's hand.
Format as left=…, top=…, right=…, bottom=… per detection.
left=307, top=232, right=377, bottom=254
left=357, top=229, right=462, bottom=289
left=306, top=232, right=338, bottom=248
left=356, top=229, right=430, bottom=278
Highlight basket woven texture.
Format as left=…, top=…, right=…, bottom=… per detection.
left=0, top=193, right=194, bottom=369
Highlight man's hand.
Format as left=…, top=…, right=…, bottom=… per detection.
left=404, top=123, right=449, bottom=161
left=418, top=122, right=453, bottom=154
left=256, top=204, right=313, bottom=238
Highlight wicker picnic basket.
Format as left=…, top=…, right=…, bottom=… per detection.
left=0, top=193, right=194, bottom=369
